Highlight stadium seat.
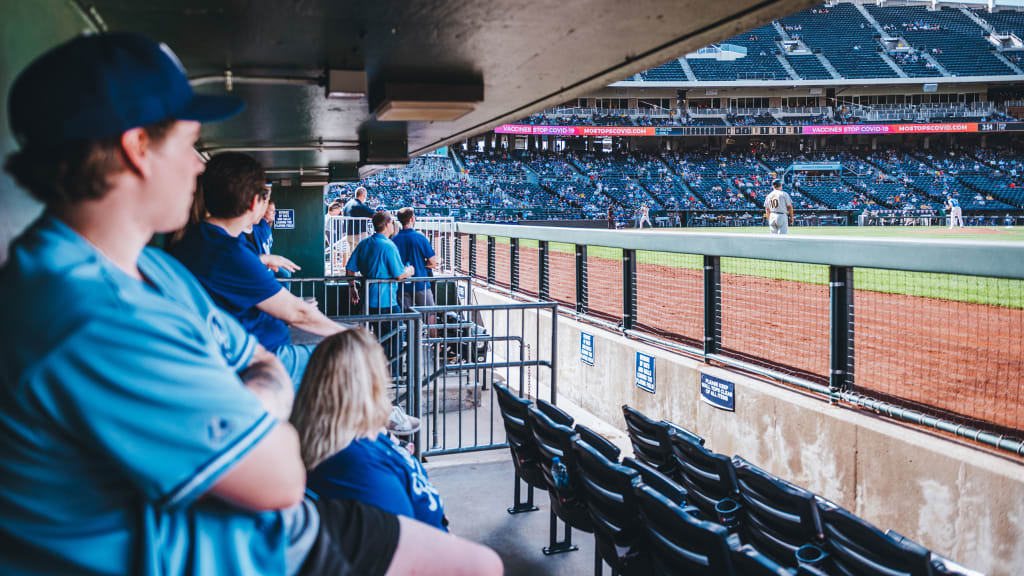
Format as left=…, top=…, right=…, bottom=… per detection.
left=493, top=383, right=546, bottom=514
left=728, top=542, right=797, bottom=576
left=621, top=457, right=689, bottom=506
left=669, top=429, right=741, bottom=522
left=536, top=397, right=574, bottom=427
left=572, top=436, right=649, bottom=576
left=732, top=456, right=825, bottom=569
left=818, top=499, right=937, bottom=576
left=634, top=484, right=737, bottom=576
left=575, top=423, right=621, bottom=462
left=527, top=403, right=593, bottom=554
left=622, top=405, right=678, bottom=474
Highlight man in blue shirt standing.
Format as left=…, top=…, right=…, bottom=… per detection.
left=346, top=211, right=414, bottom=362
left=392, top=207, right=439, bottom=311
left=173, top=152, right=346, bottom=383
left=0, top=32, right=500, bottom=576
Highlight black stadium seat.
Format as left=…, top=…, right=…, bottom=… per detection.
left=634, top=484, right=737, bottom=576
left=527, top=403, right=593, bottom=554
left=493, top=384, right=545, bottom=513
left=818, top=500, right=936, bottom=576
left=622, top=457, right=688, bottom=507
left=669, top=429, right=741, bottom=522
left=622, top=405, right=678, bottom=474
left=575, top=423, right=620, bottom=463
left=572, top=437, right=649, bottom=576
left=728, top=542, right=796, bottom=576
left=733, top=455, right=825, bottom=569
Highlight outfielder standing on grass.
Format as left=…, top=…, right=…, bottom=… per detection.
left=764, top=179, right=794, bottom=235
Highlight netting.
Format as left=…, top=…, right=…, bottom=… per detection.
left=636, top=251, right=704, bottom=346
left=518, top=241, right=540, bottom=297
left=547, top=242, right=576, bottom=308
left=493, top=237, right=512, bottom=289
left=853, top=270, right=1024, bottom=432
left=719, top=258, right=831, bottom=382
left=585, top=247, right=623, bottom=322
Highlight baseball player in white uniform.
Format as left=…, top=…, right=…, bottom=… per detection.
left=637, top=205, right=652, bottom=229
left=764, top=180, right=794, bottom=235
left=946, top=195, right=963, bottom=229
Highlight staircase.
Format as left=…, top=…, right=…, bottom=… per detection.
left=815, top=53, right=843, bottom=79
left=959, top=6, right=1024, bottom=74
left=854, top=2, right=888, bottom=38
left=775, top=53, right=801, bottom=80
left=637, top=181, right=668, bottom=208
left=677, top=57, right=697, bottom=81
left=772, top=20, right=791, bottom=42
left=994, top=51, right=1024, bottom=75
left=921, top=52, right=952, bottom=77
left=878, top=51, right=909, bottom=78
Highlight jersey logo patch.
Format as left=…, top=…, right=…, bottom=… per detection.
left=208, top=417, right=233, bottom=443
left=207, top=313, right=232, bottom=357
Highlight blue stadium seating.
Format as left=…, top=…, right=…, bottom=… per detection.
left=866, top=5, right=1015, bottom=77
left=782, top=4, right=897, bottom=79
left=786, top=54, right=833, bottom=79
left=641, top=60, right=687, bottom=81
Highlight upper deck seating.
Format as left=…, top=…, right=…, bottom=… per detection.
left=867, top=5, right=1015, bottom=77
left=786, top=54, right=833, bottom=79
left=641, top=59, right=687, bottom=81
left=781, top=4, right=898, bottom=79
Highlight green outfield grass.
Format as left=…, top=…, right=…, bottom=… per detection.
left=482, top=227, right=1024, bottom=308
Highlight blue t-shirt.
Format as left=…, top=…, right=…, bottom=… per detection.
left=345, top=233, right=406, bottom=309
left=308, top=433, right=447, bottom=532
left=391, top=228, right=436, bottom=292
left=948, top=197, right=960, bottom=208
left=0, top=214, right=308, bottom=576
left=172, top=222, right=291, bottom=351
left=252, top=219, right=273, bottom=255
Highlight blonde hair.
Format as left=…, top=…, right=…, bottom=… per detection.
left=290, top=328, right=393, bottom=470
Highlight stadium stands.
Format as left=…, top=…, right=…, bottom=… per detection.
left=785, top=53, right=834, bottom=80
left=866, top=4, right=1015, bottom=77
left=640, top=59, right=688, bottom=81
left=327, top=142, right=1024, bottom=226
left=781, top=4, right=899, bottom=79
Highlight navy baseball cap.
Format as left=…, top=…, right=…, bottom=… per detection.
left=8, top=32, right=243, bottom=148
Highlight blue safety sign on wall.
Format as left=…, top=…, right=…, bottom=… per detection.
left=457, top=284, right=466, bottom=303
left=700, top=373, right=735, bottom=411
left=635, top=352, right=655, bottom=394
left=275, top=209, right=295, bottom=230
left=580, top=332, right=594, bottom=366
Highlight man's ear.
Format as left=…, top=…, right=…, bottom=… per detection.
left=120, top=127, right=151, bottom=178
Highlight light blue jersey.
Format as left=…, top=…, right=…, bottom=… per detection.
left=0, top=215, right=299, bottom=575
left=948, top=197, right=960, bottom=208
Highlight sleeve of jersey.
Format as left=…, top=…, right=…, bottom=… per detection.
left=36, top=314, right=275, bottom=510
left=418, top=234, right=436, bottom=259
left=204, top=244, right=284, bottom=310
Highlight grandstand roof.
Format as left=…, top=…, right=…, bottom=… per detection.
left=64, top=0, right=818, bottom=176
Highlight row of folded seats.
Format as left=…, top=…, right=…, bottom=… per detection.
left=494, top=383, right=973, bottom=576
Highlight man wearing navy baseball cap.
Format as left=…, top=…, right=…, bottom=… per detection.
left=0, top=33, right=500, bottom=576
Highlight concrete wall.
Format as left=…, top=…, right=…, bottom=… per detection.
left=475, top=288, right=1024, bottom=576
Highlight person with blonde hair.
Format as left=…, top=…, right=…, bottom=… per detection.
left=292, top=328, right=448, bottom=532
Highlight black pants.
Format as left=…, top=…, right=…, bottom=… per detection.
left=298, top=498, right=401, bottom=576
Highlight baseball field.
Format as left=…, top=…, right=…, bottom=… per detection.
left=464, top=226, right=1024, bottom=434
